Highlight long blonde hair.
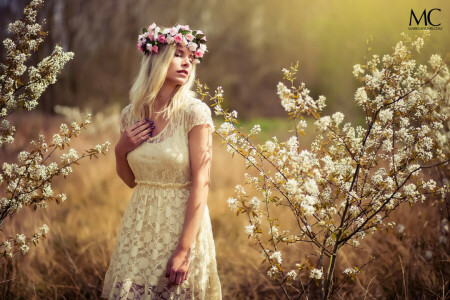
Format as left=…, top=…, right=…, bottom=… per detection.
left=128, top=42, right=197, bottom=123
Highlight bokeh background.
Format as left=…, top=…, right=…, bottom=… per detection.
left=0, top=0, right=449, bottom=299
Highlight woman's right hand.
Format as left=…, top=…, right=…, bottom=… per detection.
left=115, top=119, right=154, bottom=156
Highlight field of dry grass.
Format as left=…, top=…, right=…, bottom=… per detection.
left=0, top=110, right=448, bottom=299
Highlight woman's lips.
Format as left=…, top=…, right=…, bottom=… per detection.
left=177, top=70, right=188, bottom=75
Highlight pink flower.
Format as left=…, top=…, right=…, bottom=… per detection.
left=152, top=45, right=159, bottom=53
left=174, top=33, right=183, bottom=43
left=195, top=49, right=204, bottom=58
left=148, top=33, right=154, bottom=41
left=137, top=42, right=143, bottom=52
left=201, top=36, right=207, bottom=41
left=197, top=30, right=203, bottom=35
left=181, top=25, right=190, bottom=30
left=158, top=35, right=166, bottom=43
left=185, top=33, right=194, bottom=41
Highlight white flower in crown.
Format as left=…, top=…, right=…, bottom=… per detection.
left=169, top=27, right=178, bottom=36
left=181, top=37, right=188, bottom=47
left=166, top=35, right=174, bottom=44
left=188, top=42, right=198, bottom=52
left=153, top=28, right=160, bottom=40
left=200, top=43, right=207, bottom=51
left=162, top=28, right=171, bottom=35
left=148, top=23, right=157, bottom=31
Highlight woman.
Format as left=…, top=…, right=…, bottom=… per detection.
left=101, top=23, right=222, bottom=299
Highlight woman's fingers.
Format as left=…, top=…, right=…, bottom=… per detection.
left=131, top=120, right=154, bottom=134
left=169, top=269, right=176, bottom=284
left=133, top=121, right=152, bottom=134
left=165, top=260, right=171, bottom=278
left=134, top=129, right=151, bottom=144
left=175, top=272, right=182, bottom=285
left=131, top=120, right=147, bottom=131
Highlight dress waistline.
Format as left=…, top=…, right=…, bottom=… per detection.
left=134, top=179, right=192, bottom=189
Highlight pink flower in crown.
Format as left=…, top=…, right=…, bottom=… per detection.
left=201, top=36, right=207, bottom=41
left=169, top=27, right=178, bottom=36
left=137, top=42, right=143, bottom=52
left=185, top=33, right=194, bottom=41
left=174, top=33, right=183, bottom=43
left=158, top=35, right=166, bottom=43
left=148, top=33, right=154, bottom=41
left=196, top=30, right=203, bottom=35
left=181, top=25, right=190, bottom=30
left=152, top=45, right=159, bottom=53
left=195, top=49, right=204, bottom=58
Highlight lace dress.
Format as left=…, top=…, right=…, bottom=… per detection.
left=102, top=97, right=222, bottom=299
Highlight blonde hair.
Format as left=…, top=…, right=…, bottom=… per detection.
left=128, top=42, right=197, bottom=123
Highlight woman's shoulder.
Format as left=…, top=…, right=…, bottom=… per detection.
left=183, top=97, right=211, bottom=115
left=121, top=103, right=132, bottom=117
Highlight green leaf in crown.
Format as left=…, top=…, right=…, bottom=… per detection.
left=179, top=29, right=191, bottom=35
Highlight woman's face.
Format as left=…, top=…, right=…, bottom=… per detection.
left=165, top=44, right=194, bottom=87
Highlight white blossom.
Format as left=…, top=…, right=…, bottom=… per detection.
left=310, top=268, right=323, bottom=279
left=244, top=224, right=255, bottom=236
left=287, top=270, right=297, bottom=280
left=269, top=251, right=282, bottom=264
left=227, top=197, right=238, bottom=212
left=249, top=196, right=260, bottom=210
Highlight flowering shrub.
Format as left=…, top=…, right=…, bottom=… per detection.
left=0, top=0, right=110, bottom=259
left=197, top=29, right=449, bottom=298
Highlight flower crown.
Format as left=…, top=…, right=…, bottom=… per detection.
left=137, top=23, right=207, bottom=64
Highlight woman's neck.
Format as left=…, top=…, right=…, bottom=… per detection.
left=154, top=81, right=178, bottom=110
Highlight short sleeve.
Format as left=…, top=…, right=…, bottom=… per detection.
left=185, top=100, right=215, bottom=134
left=120, top=105, right=131, bottom=134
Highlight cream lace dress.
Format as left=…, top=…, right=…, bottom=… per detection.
left=102, top=97, right=222, bottom=300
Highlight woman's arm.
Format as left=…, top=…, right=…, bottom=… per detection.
left=115, top=119, right=153, bottom=188
left=115, top=146, right=137, bottom=188
left=166, top=123, right=213, bottom=285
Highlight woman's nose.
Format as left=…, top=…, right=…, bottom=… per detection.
left=182, top=56, right=191, bottom=66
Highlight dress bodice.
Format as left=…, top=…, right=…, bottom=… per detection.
left=119, top=97, right=215, bottom=185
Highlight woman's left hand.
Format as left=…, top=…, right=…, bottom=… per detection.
left=165, top=247, right=191, bottom=285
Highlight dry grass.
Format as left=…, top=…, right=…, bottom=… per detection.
left=0, top=111, right=448, bottom=299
